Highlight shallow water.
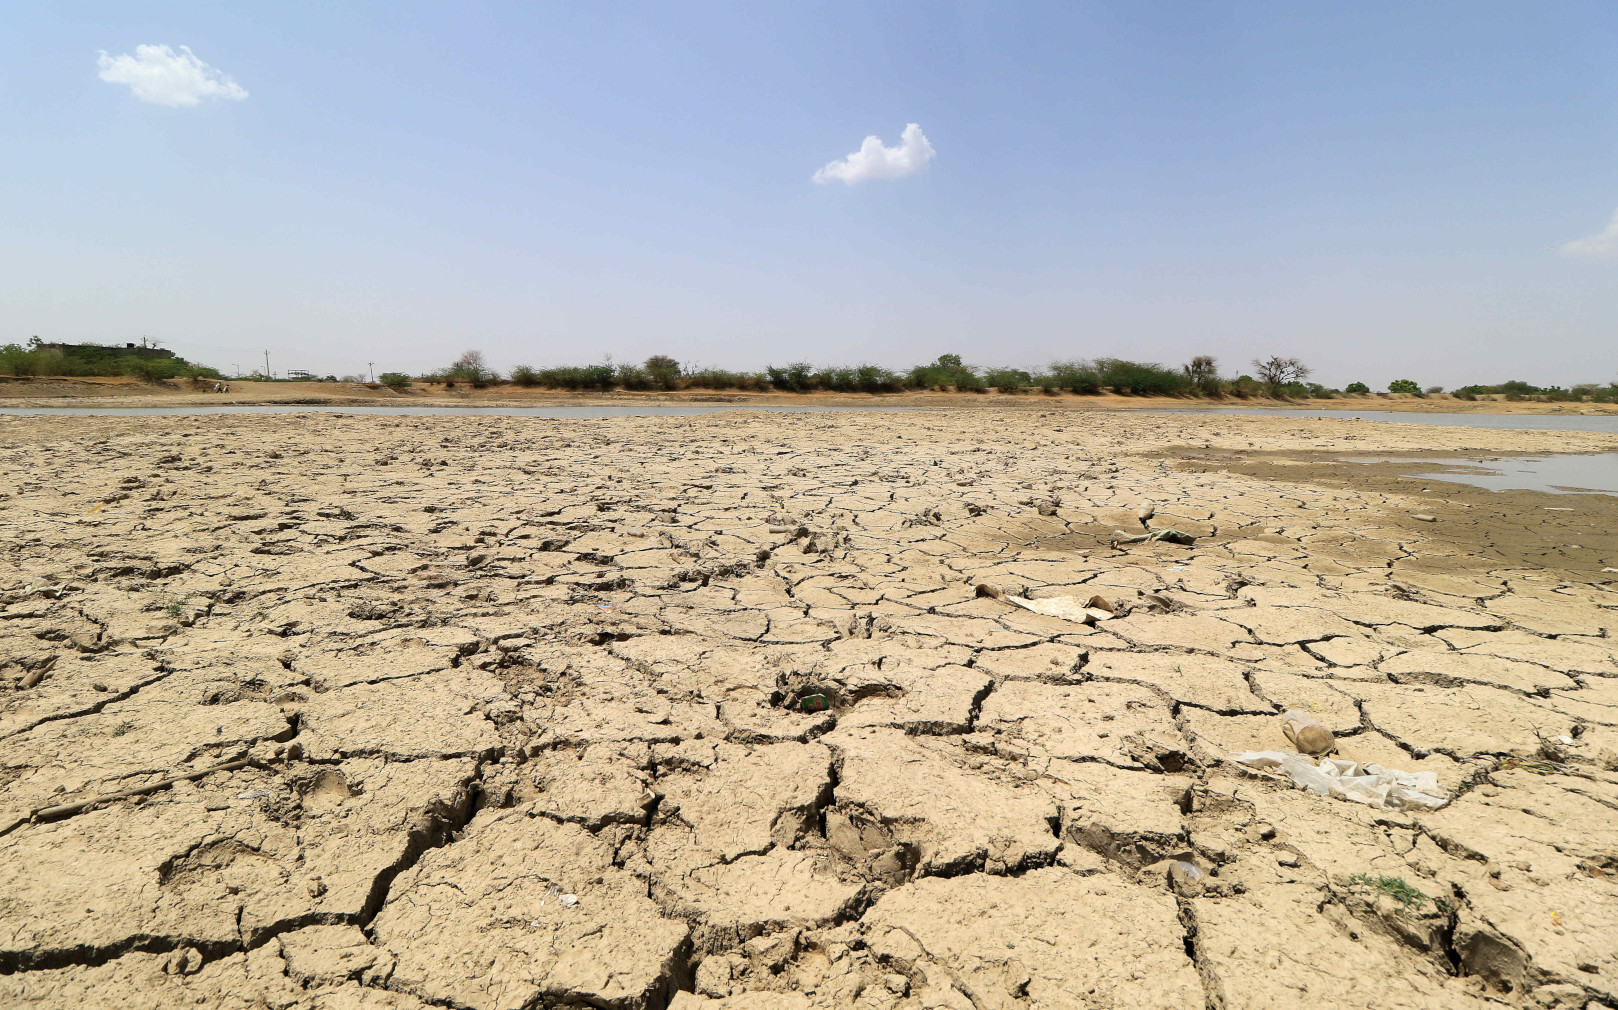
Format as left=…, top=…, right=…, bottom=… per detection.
left=1354, top=453, right=1618, bottom=497
left=1148, top=407, right=1618, bottom=434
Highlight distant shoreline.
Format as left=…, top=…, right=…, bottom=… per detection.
left=1, top=374, right=1615, bottom=415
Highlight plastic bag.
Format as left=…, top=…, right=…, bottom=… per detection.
left=1234, top=750, right=1448, bottom=810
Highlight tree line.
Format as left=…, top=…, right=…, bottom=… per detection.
left=394, top=351, right=1350, bottom=398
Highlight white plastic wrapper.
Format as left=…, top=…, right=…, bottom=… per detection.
left=1234, top=751, right=1448, bottom=810
left=1004, top=594, right=1115, bottom=624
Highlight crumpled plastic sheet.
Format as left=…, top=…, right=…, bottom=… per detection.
left=1004, top=594, right=1114, bottom=624
left=1234, top=751, right=1449, bottom=810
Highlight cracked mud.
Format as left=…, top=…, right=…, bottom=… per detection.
left=1, top=408, right=1617, bottom=1009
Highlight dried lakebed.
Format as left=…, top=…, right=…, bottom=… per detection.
left=1, top=408, right=1616, bottom=1010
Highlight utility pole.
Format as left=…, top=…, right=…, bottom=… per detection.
left=368, top=362, right=376, bottom=382
left=232, top=364, right=238, bottom=379
left=263, top=350, right=270, bottom=380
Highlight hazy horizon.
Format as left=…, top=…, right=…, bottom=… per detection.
left=4, top=3, right=1616, bottom=390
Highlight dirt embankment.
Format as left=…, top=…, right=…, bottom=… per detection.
left=2, top=373, right=1616, bottom=415
left=1, top=408, right=1615, bottom=1009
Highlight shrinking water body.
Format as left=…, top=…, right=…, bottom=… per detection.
left=1148, top=406, right=1618, bottom=435
left=1353, top=454, right=1618, bottom=498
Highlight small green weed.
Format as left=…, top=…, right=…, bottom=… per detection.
left=111, top=720, right=137, bottom=737
left=1348, top=873, right=1428, bottom=911
left=163, top=600, right=185, bottom=619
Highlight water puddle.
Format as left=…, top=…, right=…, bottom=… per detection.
left=1148, top=407, right=1618, bottom=435
left=1352, top=454, right=1618, bottom=498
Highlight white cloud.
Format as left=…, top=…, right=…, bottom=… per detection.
left=97, top=44, right=248, bottom=107
left=813, top=123, right=935, bottom=185
left=1559, top=208, right=1618, bottom=260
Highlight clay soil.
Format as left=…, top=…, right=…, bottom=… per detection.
left=1, top=407, right=1616, bottom=1009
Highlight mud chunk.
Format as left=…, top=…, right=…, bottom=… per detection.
left=645, top=742, right=863, bottom=947
left=976, top=681, right=1188, bottom=771
left=373, top=811, right=690, bottom=1010
left=826, top=727, right=1059, bottom=876
left=862, top=869, right=1204, bottom=1009
left=0, top=757, right=477, bottom=968
left=1193, top=881, right=1490, bottom=1008
left=297, top=669, right=504, bottom=760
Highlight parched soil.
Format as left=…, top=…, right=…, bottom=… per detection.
left=0, top=408, right=1616, bottom=1009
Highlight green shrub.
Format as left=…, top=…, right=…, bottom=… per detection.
left=644, top=355, right=681, bottom=391
left=982, top=368, right=1032, bottom=392
left=537, top=364, right=617, bottom=390
left=615, top=364, right=653, bottom=390
left=1041, top=360, right=1102, bottom=395
left=766, top=362, right=814, bottom=392
left=807, top=365, right=903, bottom=393
left=1183, top=356, right=1222, bottom=396
left=685, top=367, right=765, bottom=390
left=378, top=372, right=412, bottom=389
left=907, top=354, right=983, bottom=391
left=1388, top=379, right=1420, bottom=394
left=507, top=366, right=538, bottom=387
left=1094, top=358, right=1189, bottom=396
left=1344, top=381, right=1370, bottom=394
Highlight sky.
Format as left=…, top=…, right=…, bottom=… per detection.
left=2, top=3, right=1616, bottom=388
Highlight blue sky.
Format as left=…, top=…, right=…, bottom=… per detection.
left=3, top=3, right=1616, bottom=387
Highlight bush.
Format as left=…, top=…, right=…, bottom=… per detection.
left=644, top=355, right=681, bottom=391
left=1344, top=381, right=1370, bottom=394
left=1424, top=385, right=1445, bottom=394
left=615, top=364, right=653, bottom=390
left=766, top=362, right=814, bottom=393
left=378, top=372, right=412, bottom=389
left=809, top=365, right=903, bottom=393
left=1183, top=355, right=1222, bottom=397
left=1041, top=360, right=1102, bottom=395
left=508, top=365, right=538, bottom=387
left=1388, top=379, right=1420, bottom=394
left=446, top=350, right=495, bottom=387
left=685, top=367, right=765, bottom=390
left=536, top=363, right=616, bottom=390
left=907, top=354, right=982, bottom=391
left=1093, top=358, right=1189, bottom=396
left=982, top=368, right=1032, bottom=392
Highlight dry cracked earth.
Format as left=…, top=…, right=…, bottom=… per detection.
left=2, top=408, right=1617, bottom=1010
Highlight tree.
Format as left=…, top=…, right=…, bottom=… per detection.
left=1388, top=378, right=1420, bottom=394
left=1344, top=381, right=1369, bottom=394
left=1183, top=355, right=1220, bottom=395
left=447, top=350, right=493, bottom=386
left=935, top=353, right=963, bottom=369
left=1251, top=356, right=1311, bottom=392
left=644, top=355, right=681, bottom=391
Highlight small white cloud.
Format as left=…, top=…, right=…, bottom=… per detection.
left=813, top=123, right=935, bottom=185
left=1560, top=208, right=1618, bottom=260
left=97, top=44, right=248, bottom=107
